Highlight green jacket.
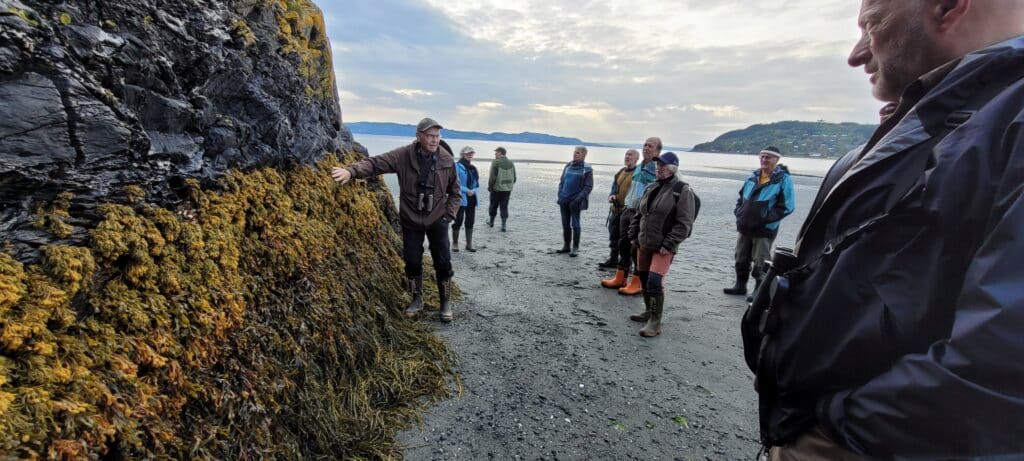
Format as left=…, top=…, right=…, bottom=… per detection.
left=488, top=157, right=516, bottom=192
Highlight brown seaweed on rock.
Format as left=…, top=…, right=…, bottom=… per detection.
left=0, top=153, right=458, bottom=459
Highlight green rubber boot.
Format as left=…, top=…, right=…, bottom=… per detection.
left=629, top=293, right=652, bottom=322
left=639, top=294, right=663, bottom=337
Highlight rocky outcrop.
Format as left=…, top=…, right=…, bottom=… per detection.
left=1, top=0, right=360, bottom=261
left=0, top=1, right=455, bottom=459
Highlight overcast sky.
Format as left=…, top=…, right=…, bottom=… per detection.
left=320, top=0, right=882, bottom=146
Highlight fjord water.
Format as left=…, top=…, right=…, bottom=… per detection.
left=354, top=134, right=839, bottom=178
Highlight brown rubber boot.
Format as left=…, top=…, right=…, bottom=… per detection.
left=618, top=275, right=643, bottom=296
left=438, top=276, right=453, bottom=323
left=630, top=293, right=652, bottom=322
left=404, top=276, right=423, bottom=318
left=639, top=294, right=663, bottom=337
left=601, top=269, right=627, bottom=288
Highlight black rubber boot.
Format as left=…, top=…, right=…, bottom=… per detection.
left=404, top=276, right=423, bottom=318
left=569, top=229, right=581, bottom=257
left=556, top=229, right=572, bottom=253
left=452, top=228, right=460, bottom=253
left=500, top=218, right=507, bottom=232
left=723, top=263, right=749, bottom=295
left=598, top=247, right=619, bottom=269
left=438, top=276, right=453, bottom=322
left=746, top=276, right=762, bottom=303
left=465, top=228, right=476, bottom=252
left=487, top=216, right=495, bottom=227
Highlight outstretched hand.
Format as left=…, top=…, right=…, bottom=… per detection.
left=331, top=167, right=352, bottom=184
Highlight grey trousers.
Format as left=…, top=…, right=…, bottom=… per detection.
left=735, top=233, right=774, bottom=278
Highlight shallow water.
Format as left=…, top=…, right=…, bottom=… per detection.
left=355, top=133, right=839, bottom=178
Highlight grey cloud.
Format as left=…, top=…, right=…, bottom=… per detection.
left=322, top=0, right=879, bottom=146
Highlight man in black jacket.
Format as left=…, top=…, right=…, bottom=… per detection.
left=746, top=1, right=1024, bottom=459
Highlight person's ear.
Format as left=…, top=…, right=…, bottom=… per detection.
left=932, top=0, right=972, bottom=32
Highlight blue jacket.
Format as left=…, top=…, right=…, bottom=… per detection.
left=624, top=161, right=657, bottom=209
left=455, top=159, right=479, bottom=207
left=748, top=36, right=1024, bottom=458
left=734, top=166, right=795, bottom=238
left=557, top=161, right=593, bottom=210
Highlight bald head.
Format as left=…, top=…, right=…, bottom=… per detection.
left=850, top=0, right=1024, bottom=102
left=641, top=137, right=662, bottom=162
left=932, top=0, right=1024, bottom=58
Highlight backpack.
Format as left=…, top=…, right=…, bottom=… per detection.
left=496, top=163, right=515, bottom=187
left=672, top=181, right=700, bottom=219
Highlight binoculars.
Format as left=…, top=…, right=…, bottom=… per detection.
left=417, top=192, right=434, bottom=212
left=748, top=246, right=798, bottom=335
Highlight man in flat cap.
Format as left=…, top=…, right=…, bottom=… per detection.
left=331, top=118, right=461, bottom=322
left=723, top=146, right=795, bottom=300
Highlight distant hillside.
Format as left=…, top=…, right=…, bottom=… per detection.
left=693, top=121, right=877, bottom=157
left=348, top=122, right=584, bottom=145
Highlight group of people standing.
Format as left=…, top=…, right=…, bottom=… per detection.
left=330, top=122, right=794, bottom=341
left=449, top=145, right=518, bottom=253
left=555, top=137, right=700, bottom=338
left=595, top=140, right=794, bottom=338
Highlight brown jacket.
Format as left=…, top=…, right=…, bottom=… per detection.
left=346, top=142, right=460, bottom=229
left=609, top=166, right=635, bottom=212
left=629, top=176, right=695, bottom=253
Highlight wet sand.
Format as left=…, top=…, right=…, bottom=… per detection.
left=391, top=162, right=822, bottom=460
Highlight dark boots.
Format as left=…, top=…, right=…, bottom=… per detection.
left=723, top=263, right=750, bottom=295
left=487, top=215, right=495, bottom=227
left=639, top=294, right=664, bottom=337
left=569, top=229, right=581, bottom=257
left=465, top=228, right=476, bottom=252
left=746, top=276, right=762, bottom=303
left=598, top=248, right=618, bottom=268
left=452, top=228, right=460, bottom=253
left=438, top=276, right=453, bottom=322
left=500, top=218, right=507, bottom=232
left=556, top=229, right=572, bottom=253
left=404, top=275, right=423, bottom=318
left=630, top=293, right=652, bottom=322
left=629, top=272, right=651, bottom=321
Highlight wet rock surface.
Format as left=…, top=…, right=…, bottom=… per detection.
left=0, top=0, right=354, bottom=261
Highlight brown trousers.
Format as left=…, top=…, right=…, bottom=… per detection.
left=769, top=428, right=867, bottom=461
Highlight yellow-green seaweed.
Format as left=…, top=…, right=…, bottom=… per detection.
left=0, top=153, right=458, bottom=459
left=274, top=0, right=336, bottom=101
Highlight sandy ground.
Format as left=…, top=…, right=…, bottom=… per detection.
left=390, top=162, right=822, bottom=460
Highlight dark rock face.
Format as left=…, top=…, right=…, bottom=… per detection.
left=0, top=0, right=357, bottom=261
